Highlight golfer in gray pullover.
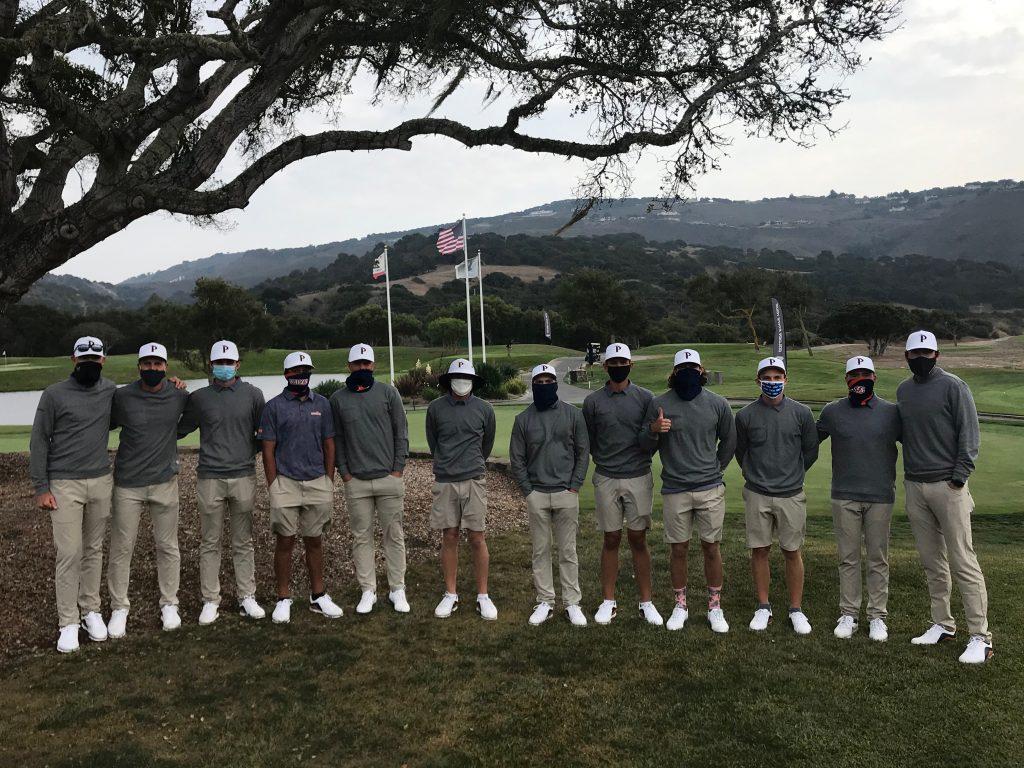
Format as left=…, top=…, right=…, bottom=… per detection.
left=510, top=364, right=590, bottom=627
left=898, top=330, right=991, bottom=664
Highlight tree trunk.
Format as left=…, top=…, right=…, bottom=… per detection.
left=796, top=308, right=813, bottom=356
left=743, top=308, right=761, bottom=350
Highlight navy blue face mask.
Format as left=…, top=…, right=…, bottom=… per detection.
left=532, top=382, right=559, bottom=410
left=346, top=369, right=374, bottom=392
left=671, top=367, right=703, bottom=401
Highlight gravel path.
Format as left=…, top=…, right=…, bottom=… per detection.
left=0, top=453, right=526, bottom=659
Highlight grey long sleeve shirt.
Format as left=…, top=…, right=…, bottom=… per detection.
left=817, top=396, right=901, bottom=503
left=329, top=382, right=408, bottom=480
left=111, top=380, right=189, bottom=488
left=897, top=366, right=980, bottom=484
left=29, top=376, right=116, bottom=493
left=425, top=394, right=496, bottom=482
left=735, top=396, right=819, bottom=497
left=177, top=379, right=265, bottom=479
left=582, top=383, right=654, bottom=478
left=509, top=400, right=590, bottom=495
left=639, top=388, right=736, bottom=492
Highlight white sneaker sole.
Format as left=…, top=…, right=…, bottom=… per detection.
left=272, top=616, right=290, bottom=624
left=310, top=607, right=343, bottom=619
left=476, top=607, right=498, bottom=621
left=108, top=630, right=126, bottom=640
left=57, top=645, right=79, bottom=654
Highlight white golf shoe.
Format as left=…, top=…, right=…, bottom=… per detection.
left=161, top=605, right=182, bottom=631
left=565, top=604, right=588, bottom=627
left=639, top=601, right=664, bottom=626
left=273, top=598, right=292, bottom=624
left=310, top=594, right=344, bottom=619
left=434, top=593, right=459, bottom=618
left=666, top=605, right=688, bottom=631
left=749, top=607, right=772, bottom=632
left=869, top=618, right=889, bottom=642
left=594, top=600, right=617, bottom=625
left=239, top=596, right=266, bottom=620
left=958, top=636, right=993, bottom=664
left=198, top=602, right=219, bottom=626
left=108, top=609, right=128, bottom=639
left=529, top=602, right=553, bottom=626
left=910, top=623, right=955, bottom=645
left=834, top=615, right=857, bottom=639
left=789, top=610, right=812, bottom=636
left=81, top=611, right=107, bottom=642
left=356, top=591, right=377, bottom=614
left=476, top=595, right=498, bottom=621
left=708, top=608, right=730, bottom=634
left=388, top=589, right=411, bottom=613
left=57, top=625, right=80, bottom=653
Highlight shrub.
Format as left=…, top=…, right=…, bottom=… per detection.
left=474, top=361, right=510, bottom=399
left=503, top=376, right=526, bottom=396
left=395, top=366, right=439, bottom=398
left=421, top=386, right=442, bottom=402
left=313, top=378, right=344, bottom=398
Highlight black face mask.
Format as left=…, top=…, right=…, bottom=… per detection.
left=72, top=360, right=102, bottom=387
left=908, top=356, right=936, bottom=378
left=607, top=365, right=631, bottom=384
left=140, top=369, right=166, bottom=388
left=671, top=367, right=703, bottom=401
left=286, top=375, right=310, bottom=396
left=532, top=382, right=559, bottom=410
left=346, top=369, right=374, bottom=392
left=847, top=377, right=874, bottom=407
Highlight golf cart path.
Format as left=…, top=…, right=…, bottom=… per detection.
left=516, top=356, right=595, bottom=405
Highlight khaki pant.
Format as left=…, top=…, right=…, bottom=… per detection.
left=197, top=476, right=257, bottom=605
left=831, top=499, right=893, bottom=620
left=593, top=472, right=654, bottom=532
left=108, top=478, right=181, bottom=611
left=49, top=475, right=113, bottom=627
left=345, top=475, right=406, bottom=593
left=269, top=474, right=334, bottom=538
left=527, top=490, right=581, bottom=606
left=905, top=480, right=990, bottom=641
left=430, top=478, right=487, bottom=531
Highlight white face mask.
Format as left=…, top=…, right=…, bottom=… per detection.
left=451, top=378, right=473, bottom=396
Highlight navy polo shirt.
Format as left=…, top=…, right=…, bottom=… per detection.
left=258, top=389, right=335, bottom=481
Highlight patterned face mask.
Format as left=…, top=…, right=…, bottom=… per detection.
left=759, top=380, right=785, bottom=398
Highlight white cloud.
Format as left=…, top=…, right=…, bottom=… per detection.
left=55, top=0, right=1024, bottom=282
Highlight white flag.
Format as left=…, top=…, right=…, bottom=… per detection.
left=372, top=252, right=386, bottom=280
left=543, top=310, right=552, bottom=340
left=455, top=256, right=480, bottom=280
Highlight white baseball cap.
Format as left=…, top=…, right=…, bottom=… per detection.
left=348, top=343, right=375, bottom=363
left=210, top=340, right=240, bottom=362
left=138, top=342, right=168, bottom=361
left=604, top=343, right=632, bottom=361
left=845, top=355, right=875, bottom=374
left=72, top=336, right=104, bottom=358
left=531, top=363, right=557, bottom=380
left=283, top=351, right=315, bottom=370
left=673, top=348, right=702, bottom=367
left=906, top=330, right=938, bottom=352
left=446, top=358, right=477, bottom=377
left=757, top=356, right=787, bottom=375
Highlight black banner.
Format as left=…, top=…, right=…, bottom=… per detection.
left=770, top=297, right=786, bottom=362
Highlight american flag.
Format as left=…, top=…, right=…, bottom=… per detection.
left=436, top=221, right=465, bottom=255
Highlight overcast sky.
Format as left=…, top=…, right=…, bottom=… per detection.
left=55, top=0, right=1024, bottom=284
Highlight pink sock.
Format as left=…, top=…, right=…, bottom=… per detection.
left=674, top=587, right=687, bottom=608
left=708, top=586, right=722, bottom=611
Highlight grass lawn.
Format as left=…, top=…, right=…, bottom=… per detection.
left=0, top=344, right=579, bottom=393
left=1, top=414, right=1020, bottom=765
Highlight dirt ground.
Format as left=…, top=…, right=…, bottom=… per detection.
left=0, top=453, right=526, bottom=659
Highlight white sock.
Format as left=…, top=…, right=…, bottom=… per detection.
left=477, top=593, right=488, bottom=601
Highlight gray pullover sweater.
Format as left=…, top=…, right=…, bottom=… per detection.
left=329, top=381, right=409, bottom=480
left=897, top=366, right=979, bottom=484
left=425, top=394, right=496, bottom=482
left=510, top=400, right=590, bottom=495
left=735, top=396, right=819, bottom=497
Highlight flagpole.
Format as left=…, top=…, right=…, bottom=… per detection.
left=477, top=249, right=487, bottom=364
left=461, top=213, right=473, bottom=364
left=384, top=246, right=395, bottom=385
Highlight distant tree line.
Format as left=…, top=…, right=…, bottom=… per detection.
left=2, top=233, right=1019, bottom=358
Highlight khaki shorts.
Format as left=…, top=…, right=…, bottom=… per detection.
left=663, top=485, right=727, bottom=543
left=269, top=474, right=335, bottom=538
left=430, top=478, right=487, bottom=531
left=593, top=472, right=654, bottom=532
left=743, top=487, right=806, bottom=551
